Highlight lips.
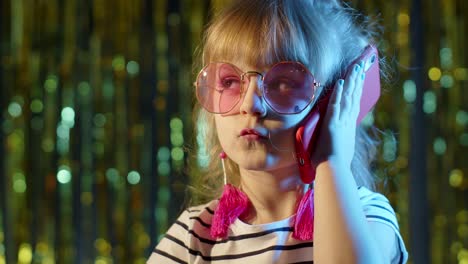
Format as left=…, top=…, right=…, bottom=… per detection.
left=240, top=128, right=267, bottom=139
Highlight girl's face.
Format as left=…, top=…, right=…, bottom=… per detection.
left=213, top=61, right=314, bottom=172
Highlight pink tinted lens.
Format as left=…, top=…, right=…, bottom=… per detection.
left=196, top=63, right=242, bottom=113
left=263, top=62, right=314, bottom=114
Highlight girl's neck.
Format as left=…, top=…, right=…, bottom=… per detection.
left=238, top=165, right=304, bottom=225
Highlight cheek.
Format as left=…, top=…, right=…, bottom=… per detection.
left=265, top=109, right=312, bottom=150
left=268, top=108, right=310, bottom=131
left=214, top=116, right=234, bottom=148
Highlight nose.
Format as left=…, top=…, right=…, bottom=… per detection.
left=239, top=75, right=267, bottom=117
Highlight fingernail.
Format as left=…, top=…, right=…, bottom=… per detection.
left=354, top=64, right=360, bottom=72
left=359, top=60, right=364, bottom=67
left=361, top=73, right=365, bottom=80
left=339, top=79, right=344, bottom=86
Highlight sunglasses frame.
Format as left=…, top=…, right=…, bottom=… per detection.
left=195, top=61, right=321, bottom=115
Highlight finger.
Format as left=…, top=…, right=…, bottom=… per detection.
left=343, top=62, right=362, bottom=97
left=348, top=61, right=365, bottom=119
left=327, top=79, right=344, bottom=122
left=328, top=79, right=344, bottom=106
left=350, top=61, right=365, bottom=96
left=340, top=63, right=362, bottom=120
left=351, top=71, right=365, bottom=119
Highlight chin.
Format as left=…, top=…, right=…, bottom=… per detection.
left=235, top=156, right=268, bottom=170
left=235, top=152, right=284, bottom=171
left=222, top=139, right=296, bottom=171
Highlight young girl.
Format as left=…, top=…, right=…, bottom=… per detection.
left=148, top=0, right=408, bottom=263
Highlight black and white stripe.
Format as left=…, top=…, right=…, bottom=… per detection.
left=148, top=187, right=408, bottom=263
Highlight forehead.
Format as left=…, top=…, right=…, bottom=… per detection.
left=206, top=48, right=283, bottom=72
left=219, top=60, right=271, bottom=73
left=202, top=12, right=310, bottom=70
left=199, top=1, right=343, bottom=88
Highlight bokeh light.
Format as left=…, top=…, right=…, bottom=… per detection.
left=30, top=99, right=44, bottom=113
left=61, top=107, right=75, bottom=128
left=440, top=75, right=454, bottom=88
left=127, top=61, right=140, bottom=76
left=18, top=243, right=32, bottom=263
left=7, top=102, right=22, bottom=118
left=158, top=162, right=171, bottom=176
left=112, top=55, right=126, bottom=71
left=433, top=137, right=447, bottom=155
left=428, top=67, right=442, bottom=81
left=127, top=171, right=141, bottom=185
left=170, top=118, right=183, bottom=131
left=440, top=48, right=453, bottom=69
left=157, top=147, right=170, bottom=161
left=171, top=147, right=184, bottom=161
left=456, top=111, right=468, bottom=126
left=57, top=167, right=72, bottom=184
left=450, top=169, right=464, bottom=188
left=461, top=133, right=468, bottom=146
left=93, top=114, right=107, bottom=127
left=423, top=91, right=437, bottom=114
left=403, top=80, right=416, bottom=103
left=13, top=172, right=27, bottom=193
left=44, top=75, right=58, bottom=93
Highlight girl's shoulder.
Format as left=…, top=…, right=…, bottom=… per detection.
left=357, top=186, right=409, bottom=263
left=357, top=186, right=389, bottom=202
left=186, top=200, right=218, bottom=214
left=176, top=200, right=218, bottom=230
left=357, top=186, right=400, bottom=227
left=149, top=200, right=219, bottom=263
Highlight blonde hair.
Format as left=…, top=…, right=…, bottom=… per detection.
left=189, top=0, right=382, bottom=204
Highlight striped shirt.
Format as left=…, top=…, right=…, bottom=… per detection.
left=148, top=186, right=408, bottom=263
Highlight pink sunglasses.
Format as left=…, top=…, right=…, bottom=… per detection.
left=195, top=61, right=321, bottom=115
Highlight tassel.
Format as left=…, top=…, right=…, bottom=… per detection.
left=293, top=187, right=314, bottom=240
left=211, top=183, right=249, bottom=238
left=210, top=152, right=249, bottom=239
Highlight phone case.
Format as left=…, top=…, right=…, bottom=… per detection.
left=295, top=45, right=381, bottom=184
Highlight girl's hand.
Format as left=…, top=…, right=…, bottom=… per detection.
left=312, top=61, right=366, bottom=168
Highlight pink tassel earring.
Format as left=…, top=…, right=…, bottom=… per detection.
left=210, top=152, right=249, bottom=239
left=292, top=184, right=314, bottom=240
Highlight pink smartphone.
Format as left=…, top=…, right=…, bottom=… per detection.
left=295, top=45, right=381, bottom=184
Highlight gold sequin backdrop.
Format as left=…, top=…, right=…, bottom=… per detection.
left=0, top=0, right=466, bottom=263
